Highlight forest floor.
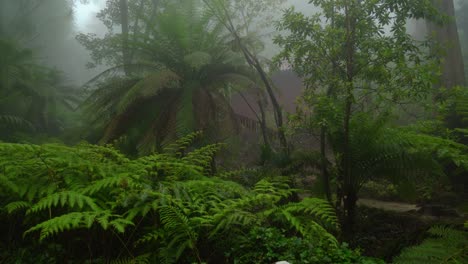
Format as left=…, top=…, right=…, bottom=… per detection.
left=357, top=198, right=420, bottom=213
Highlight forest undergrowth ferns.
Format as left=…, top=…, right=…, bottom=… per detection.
left=0, top=132, right=339, bottom=263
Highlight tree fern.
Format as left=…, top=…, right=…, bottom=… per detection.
left=80, top=0, right=254, bottom=154
left=0, top=115, right=35, bottom=131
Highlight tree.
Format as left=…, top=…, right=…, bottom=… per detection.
left=77, top=0, right=159, bottom=70
left=119, top=0, right=131, bottom=76
left=0, top=39, right=79, bottom=140
left=202, top=0, right=290, bottom=154
left=275, top=0, right=442, bottom=236
left=0, top=0, right=81, bottom=140
left=82, top=0, right=256, bottom=155
left=455, top=0, right=468, bottom=80
left=428, top=0, right=466, bottom=89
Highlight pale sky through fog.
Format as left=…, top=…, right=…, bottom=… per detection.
left=72, top=0, right=313, bottom=32
left=69, top=0, right=317, bottom=84
left=74, top=0, right=106, bottom=33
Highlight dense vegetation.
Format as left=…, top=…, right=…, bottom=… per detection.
left=0, top=0, right=467, bottom=263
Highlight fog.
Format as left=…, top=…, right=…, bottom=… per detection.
left=1, top=0, right=464, bottom=87
left=0, top=0, right=107, bottom=85
left=0, top=0, right=319, bottom=86
left=1, top=1, right=467, bottom=263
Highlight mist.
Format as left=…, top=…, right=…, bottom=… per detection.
left=0, top=1, right=467, bottom=263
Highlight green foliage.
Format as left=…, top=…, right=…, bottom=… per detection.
left=0, top=138, right=347, bottom=263
left=0, top=38, right=80, bottom=140
left=81, top=0, right=255, bottom=154
left=228, top=226, right=384, bottom=264
left=394, top=226, right=468, bottom=264
left=274, top=0, right=445, bottom=233
left=438, top=86, right=468, bottom=141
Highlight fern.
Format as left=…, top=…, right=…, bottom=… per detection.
left=394, top=226, right=468, bottom=264
left=5, top=201, right=31, bottom=214
left=0, top=115, right=35, bottom=131
left=82, top=173, right=140, bottom=195
left=164, top=131, right=203, bottom=157
left=24, top=211, right=133, bottom=241
left=280, top=198, right=339, bottom=231
left=27, top=191, right=101, bottom=214
left=182, top=143, right=225, bottom=173
left=110, top=254, right=151, bottom=264
left=159, top=205, right=201, bottom=261
left=0, top=141, right=339, bottom=263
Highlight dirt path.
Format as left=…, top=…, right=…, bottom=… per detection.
left=358, top=198, right=420, bottom=213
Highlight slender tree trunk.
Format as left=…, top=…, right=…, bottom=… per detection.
left=119, top=0, right=131, bottom=76
left=202, top=0, right=289, bottom=154
left=237, top=90, right=271, bottom=149
left=428, top=0, right=466, bottom=88
left=129, top=0, right=145, bottom=62
left=341, top=0, right=357, bottom=238
left=320, top=126, right=332, bottom=202
left=341, top=95, right=354, bottom=237
left=258, top=99, right=271, bottom=148
left=238, top=40, right=288, bottom=154
left=343, top=190, right=357, bottom=237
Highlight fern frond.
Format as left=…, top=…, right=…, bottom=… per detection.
left=83, top=173, right=140, bottom=195
left=110, top=254, right=150, bottom=264
left=25, top=211, right=98, bottom=241
left=182, top=143, right=225, bottom=173
left=394, top=226, right=468, bottom=264
left=0, top=174, right=19, bottom=194
left=282, top=198, right=339, bottom=231
left=117, top=70, right=181, bottom=114
left=278, top=209, right=338, bottom=246
left=27, top=191, right=101, bottom=214
left=159, top=205, right=199, bottom=261
left=25, top=211, right=133, bottom=241
left=0, top=115, right=35, bottom=131
left=5, top=201, right=31, bottom=214
left=164, top=131, right=203, bottom=157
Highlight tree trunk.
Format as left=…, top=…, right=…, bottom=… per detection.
left=341, top=0, right=357, bottom=238
left=238, top=43, right=289, bottom=154
left=119, top=0, right=131, bottom=76
left=320, top=126, right=332, bottom=202
left=343, top=190, right=357, bottom=237
left=258, top=99, right=271, bottom=148
left=428, top=0, right=466, bottom=88
left=201, top=0, right=289, bottom=154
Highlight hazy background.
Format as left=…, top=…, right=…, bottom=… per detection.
left=10, top=0, right=463, bottom=86
left=27, top=0, right=318, bottom=86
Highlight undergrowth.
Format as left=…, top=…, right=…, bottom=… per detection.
left=0, top=133, right=369, bottom=263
